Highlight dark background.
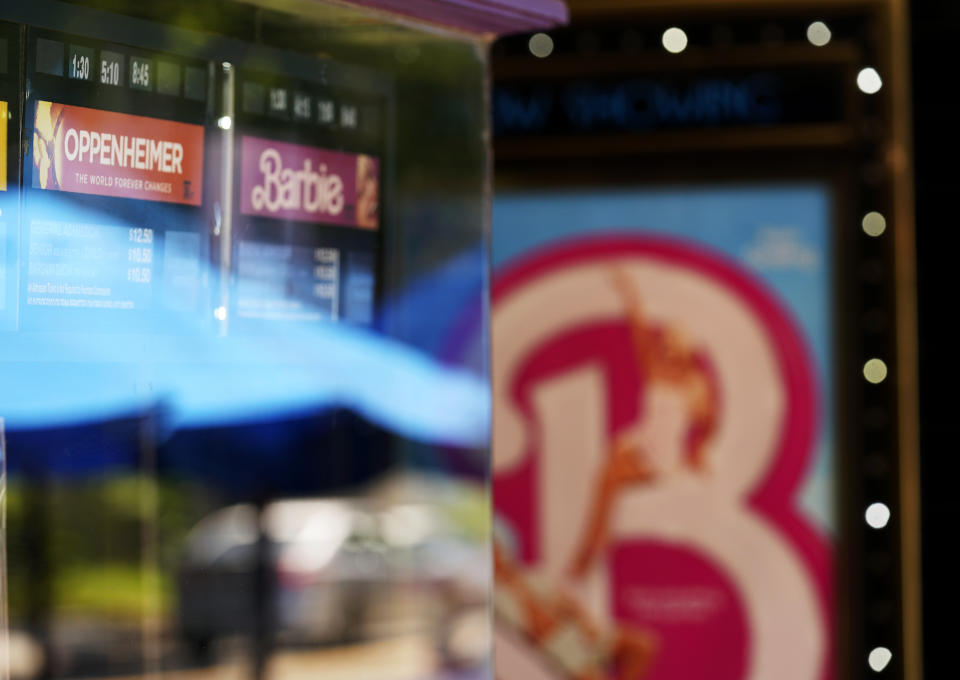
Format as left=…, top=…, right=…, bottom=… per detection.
left=911, top=0, right=956, bottom=674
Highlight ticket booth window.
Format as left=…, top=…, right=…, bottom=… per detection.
left=0, top=2, right=567, bottom=679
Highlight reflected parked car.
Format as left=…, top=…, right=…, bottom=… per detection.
left=176, top=496, right=488, bottom=666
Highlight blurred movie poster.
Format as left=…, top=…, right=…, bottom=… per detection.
left=491, top=186, right=834, bottom=680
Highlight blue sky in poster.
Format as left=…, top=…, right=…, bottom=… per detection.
left=492, top=184, right=835, bottom=534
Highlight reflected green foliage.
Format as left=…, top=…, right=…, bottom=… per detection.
left=55, top=563, right=170, bottom=619
left=5, top=476, right=204, bottom=621
left=439, top=482, right=491, bottom=543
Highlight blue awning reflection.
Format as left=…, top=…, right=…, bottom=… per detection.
left=1, top=320, right=489, bottom=446
left=2, top=194, right=490, bottom=488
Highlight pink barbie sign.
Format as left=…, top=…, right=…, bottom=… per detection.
left=240, top=135, right=379, bottom=230
left=492, top=236, right=831, bottom=680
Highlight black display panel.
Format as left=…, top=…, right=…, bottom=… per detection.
left=227, top=66, right=384, bottom=329
left=19, top=28, right=213, bottom=334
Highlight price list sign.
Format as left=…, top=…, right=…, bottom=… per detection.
left=25, top=220, right=153, bottom=311
left=235, top=242, right=340, bottom=322
left=127, top=226, right=153, bottom=285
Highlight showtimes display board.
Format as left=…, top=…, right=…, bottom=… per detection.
left=491, top=185, right=835, bottom=680
left=229, top=67, right=383, bottom=328
left=0, top=21, right=389, bottom=347
left=20, top=28, right=212, bottom=332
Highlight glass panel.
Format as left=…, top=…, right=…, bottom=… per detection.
left=0, top=2, right=492, bottom=679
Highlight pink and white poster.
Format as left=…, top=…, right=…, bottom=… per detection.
left=492, top=187, right=834, bottom=680
left=240, top=135, right=379, bottom=230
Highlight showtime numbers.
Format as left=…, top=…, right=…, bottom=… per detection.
left=317, top=100, right=335, bottom=125
left=269, top=88, right=288, bottom=113
left=70, top=53, right=90, bottom=81
left=100, top=59, right=121, bottom=86
left=100, top=51, right=124, bottom=87
left=293, top=93, right=312, bottom=121
left=131, top=59, right=151, bottom=89
left=340, top=105, right=358, bottom=129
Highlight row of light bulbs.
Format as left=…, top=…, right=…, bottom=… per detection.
left=528, top=19, right=897, bottom=675
left=862, top=206, right=894, bottom=674
left=528, top=21, right=884, bottom=95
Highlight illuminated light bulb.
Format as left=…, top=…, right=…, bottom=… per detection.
left=662, top=27, right=688, bottom=54
left=528, top=33, right=554, bottom=59
left=221, top=61, right=232, bottom=71
left=214, top=306, right=228, bottom=321
left=863, top=359, right=888, bottom=384
left=807, top=21, right=832, bottom=47
left=857, top=67, right=883, bottom=94
left=862, top=211, right=887, bottom=236
left=865, top=502, right=891, bottom=529
left=217, top=116, right=233, bottom=130
left=868, top=647, right=892, bottom=672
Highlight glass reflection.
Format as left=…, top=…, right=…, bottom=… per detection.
left=0, top=1, right=493, bottom=679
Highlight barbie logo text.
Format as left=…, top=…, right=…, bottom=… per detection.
left=250, top=148, right=345, bottom=216
left=240, top=136, right=374, bottom=227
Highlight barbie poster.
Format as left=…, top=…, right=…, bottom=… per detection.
left=240, top=136, right=379, bottom=230
left=492, top=186, right=834, bottom=680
